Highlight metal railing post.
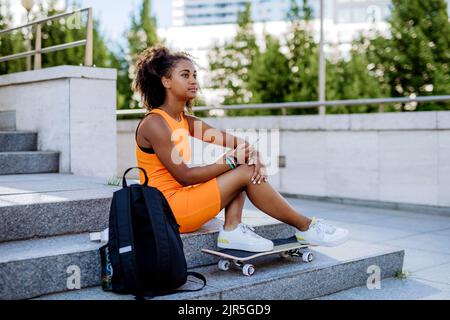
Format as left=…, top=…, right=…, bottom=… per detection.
left=25, top=11, right=32, bottom=71
left=34, top=23, right=42, bottom=70
left=318, top=0, right=326, bottom=116
left=84, top=7, right=93, bottom=67
left=26, top=29, right=32, bottom=70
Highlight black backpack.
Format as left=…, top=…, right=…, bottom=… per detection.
left=100, top=167, right=206, bottom=299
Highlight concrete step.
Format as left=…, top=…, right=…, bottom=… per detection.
left=0, top=151, right=59, bottom=175
left=0, top=111, right=15, bottom=131
left=0, top=131, right=37, bottom=152
left=0, top=174, right=120, bottom=242
left=0, top=173, right=284, bottom=244
left=0, top=221, right=294, bottom=300
left=34, top=240, right=405, bottom=300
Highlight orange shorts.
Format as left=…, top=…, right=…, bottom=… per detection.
left=167, top=177, right=222, bottom=233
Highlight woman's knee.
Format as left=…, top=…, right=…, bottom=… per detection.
left=216, top=165, right=252, bottom=208
left=235, top=164, right=254, bottom=184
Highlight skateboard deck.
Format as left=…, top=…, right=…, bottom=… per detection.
left=202, top=236, right=316, bottom=276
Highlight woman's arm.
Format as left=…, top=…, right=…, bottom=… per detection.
left=185, top=114, right=250, bottom=149
left=142, top=115, right=250, bottom=186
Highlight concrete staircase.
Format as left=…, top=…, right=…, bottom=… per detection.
left=36, top=241, right=404, bottom=300
left=0, top=111, right=404, bottom=300
left=0, top=111, right=59, bottom=175
left=0, top=173, right=405, bottom=300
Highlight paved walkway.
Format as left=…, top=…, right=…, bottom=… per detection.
left=225, top=196, right=450, bottom=300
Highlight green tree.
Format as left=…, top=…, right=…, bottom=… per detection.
left=208, top=2, right=260, bottom=114
left=284, top=0, right=320, bottom=115
left=0, top=0, right=27, bottom=74
left=326, top=38, right=391, bottom=114
left=108, top=46, right=130, bottom=114
left=0, top=0, right=113, bottom=74
left=119, top=0, right=159, bottom=110
left=128, top=0, right=158, bottom=55
left=367, top=0, right=450, bottom=111
left=39, top=0, right=111, bottom=69
left=247, top=32, right=290, bottom=115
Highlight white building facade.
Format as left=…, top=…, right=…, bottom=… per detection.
left=172, top=0, right=394, bottom=27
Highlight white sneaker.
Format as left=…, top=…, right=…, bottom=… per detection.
left=295, top=217, right=349, bottom=247
left=217, top=223, right=274, bottom=252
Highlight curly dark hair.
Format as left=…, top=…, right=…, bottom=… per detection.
left=132, top=43, right=199, bottom=115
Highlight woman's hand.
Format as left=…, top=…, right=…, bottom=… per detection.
left=248, top=152, right=268, bottom=184
left=225, top=144, right=251, bottom=165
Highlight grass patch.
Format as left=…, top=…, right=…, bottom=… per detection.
left=106, top=176, right=121, bottom=187
left=394, top=269, right=410, bottom=280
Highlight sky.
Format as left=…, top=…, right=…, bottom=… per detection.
left=78, top=0, right=172, bottom=45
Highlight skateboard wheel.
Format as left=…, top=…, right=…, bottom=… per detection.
left=280, top=251, right=290, bottom=259
left=242, top=264, right=255, bottom=276
left=302, top=251, right=314, bottom=263
left=218, top=259, right=230, bottom=271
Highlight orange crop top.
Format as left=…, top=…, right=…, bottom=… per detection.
left=135, top=108, right=192, bottom=201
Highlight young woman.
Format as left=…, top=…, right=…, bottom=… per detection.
left=133, top=44, right=349, bottom=253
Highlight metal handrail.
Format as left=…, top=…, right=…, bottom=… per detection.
left=0, top=7, right=93, bottom=69
left=116, top=95, right=450, bottom=115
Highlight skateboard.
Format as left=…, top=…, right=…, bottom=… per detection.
left=201, top=236, right=316, bottom=276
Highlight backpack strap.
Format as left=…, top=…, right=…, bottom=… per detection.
left=122, top=167, right=148, bottom=188
left=159, top=189, right=180, bottom=228
left=184, top=272, right=207, bottom=292
left=141, top=189, right=172, bottom=285
left=114, top=187, right=142, bottom=293
left=135, top=272, right=207, bottom=300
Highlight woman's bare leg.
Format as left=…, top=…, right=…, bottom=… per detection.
left=223, top=191, right=246, bottom=231
left=216, top=165, right=312, bottom=231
